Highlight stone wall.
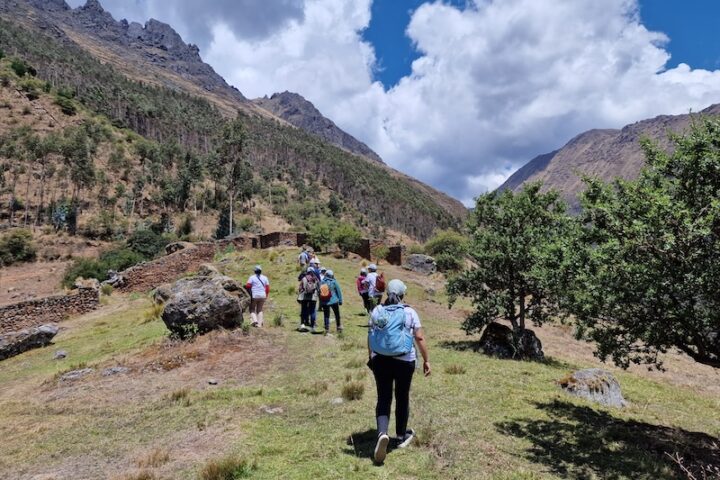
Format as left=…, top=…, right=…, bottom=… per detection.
left=259, top=232, right=307, bottom=249
left=0, top=287, right=99, bottom=335
left=350, top=239, right=372, bottom=260
left=386, top=246, right=403, bottom=266
left=116, top=242, right=218, bottom=293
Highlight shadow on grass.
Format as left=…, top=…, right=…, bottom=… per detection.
left=438, top=340, right=482, bottom=352
left=497, top=400, right=720, bottom=480
left=344, top=429, right=396, bottom=462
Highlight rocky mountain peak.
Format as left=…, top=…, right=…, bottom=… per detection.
left=28, top=0, right=69, bottom=12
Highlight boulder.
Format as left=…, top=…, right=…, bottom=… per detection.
left=152, top=284, right=172, bottom=305
left=60, top=367, right=94, bottom=381
left=559, top=369, right=627, bottom=408
left=403, top=254, right=437, bottom=275
left=103, top=270, right=126, bottom=288
left=161, top=269, right=250, bottom=339
left=0, top=324, right=59, bottom=361
left=73, top=277, right=100, bottom=290
left=196, top=263, right=219, bottom=277
left=165, top=241, right=195, bottom=255
left=478, top=322, right=544, bottom=361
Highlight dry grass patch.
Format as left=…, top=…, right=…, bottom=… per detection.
left=444, top=364, right=467, bottom=375
left=299, top=380, right=328, bottom=397
left=200, top=455, right=257, bottom=480
left=341, top=381, right=365, bottom=401
left=136, top=446, right=170, bottom=468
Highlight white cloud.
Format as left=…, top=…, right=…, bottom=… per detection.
left=69, top=0, right=720, bottom=206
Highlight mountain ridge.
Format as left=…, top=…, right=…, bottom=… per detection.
left=498, top=104, right=720, bottom=209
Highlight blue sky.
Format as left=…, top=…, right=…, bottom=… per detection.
left=365, top=0, right=720, bottom=90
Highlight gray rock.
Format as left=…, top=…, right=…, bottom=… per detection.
left=260, top=405, right=284, bottom=415
left=478, top=322, right=544, bottom=361
left=403, top=254, right=437, bottom=275
left=152, top=284, right=172, bottom=305
left=161, top=273, right=250, bottom=339
left=103, top=270, right=126, bottom=288
left=165, top=241, right=195, bottom=255
left=60, top=368, right=94, bottom=381
left=559, top=369, right=627, bottom=408
left=208, top=378, right=218, bottom=385
left=0, top=324, right=59, bottom=361
left=330, top=397, right=344, bottom=405
left=53, top=350, right=68, bottom=360
left=101, top=366, right=129, bottom=376
left=196, top=263, right=220, bottom=277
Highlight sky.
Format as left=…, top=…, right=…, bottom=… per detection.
left=66, top=0, right=720, bottom=206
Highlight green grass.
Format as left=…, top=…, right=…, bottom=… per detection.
left=0, top=248, right=718, bottom=479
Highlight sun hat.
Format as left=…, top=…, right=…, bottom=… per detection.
left=326, top=270, right=334, bottom=278
left=387, top=279, right=407, bottom=296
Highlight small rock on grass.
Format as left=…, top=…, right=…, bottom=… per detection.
left=331, top=397, right=344, bottom=405
left=101, top=366, right=129, bottom=376
left=53, top=350, right=68, bottom=360
left=260, top=405, right=284, bottom=415
left=60, top=368, right=94, bottom=381
left=208, top=378, right=218, bottom=385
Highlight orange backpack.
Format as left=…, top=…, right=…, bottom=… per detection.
left=319, top=282, right=332, bottom=302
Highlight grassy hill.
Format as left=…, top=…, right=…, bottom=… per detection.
left=1, top=248, right=718, bottom=479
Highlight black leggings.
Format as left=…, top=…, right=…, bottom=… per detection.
left=321, top=303, right=341, bottom=330
left=372, top=355, right=415, bottom=437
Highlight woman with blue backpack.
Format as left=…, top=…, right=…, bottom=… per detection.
left=367, top=279, right=431, bottom=465
left=319, top=269, right=343, bottom=335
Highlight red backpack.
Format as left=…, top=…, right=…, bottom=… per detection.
left=375, top=273, right=386, bottom=293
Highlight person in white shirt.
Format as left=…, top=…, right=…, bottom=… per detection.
left=367, top=279, right=430, bottom=464
left=245, top=265, right=270, bottom=327
left=364, top=263, right=382, bottom=308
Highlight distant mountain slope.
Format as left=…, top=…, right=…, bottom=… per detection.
left=499, top=104, right=720, bottom=209
left=0, top=0, right=467, bottom=239
left=254, top=92, right=384, bottom=164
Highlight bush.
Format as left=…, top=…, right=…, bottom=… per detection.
left=370, top=244, right=389, bottom=262
left=54, top=95, right=77, bottom=116
left=10, top=58, right=30, bottom=77
left=0, top=229, right=36, bottom=266
left=307, top=217, right=335, bottom=252
left=100, top=283, right=113, bottom=296
left=61, top=248, right=143, bottom=288
left=127, top=229, right=166, bottom=259
left=200, top=455, right=257, bottom=480
left=407, top=244, right=425, bottom=255
left=424, top=229, right=468, bottom=272
left=341, top=381, right=365, bottom=401
left=334, top=222, right=363, bottom=254
left=176, top=215, right=193, bottom=237
left=80, top=211, right=117, bottom=240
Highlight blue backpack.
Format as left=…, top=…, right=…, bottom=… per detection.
left=369, top=305, right=414, bottom=357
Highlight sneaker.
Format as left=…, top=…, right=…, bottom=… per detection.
left=298, top=324, right=309, bottom=332
left=251, top=321, right=259, bottom=327
left=373, top=433, right=390, bottom=464
left=310, top=326, right=317, bottom=333
left=396, top=429, right=415, bottom=449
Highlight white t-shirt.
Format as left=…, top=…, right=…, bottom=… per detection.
left=369, top=304, right=421, bottom=362
left=247, top=274, right=269, bottom=299
left=365, top=272, right=379, bottom=297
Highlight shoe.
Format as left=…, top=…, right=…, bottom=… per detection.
left=251, top=321, right=258, bottom=327
left=373, top=433, right=390, bottom=464
left=298, top=324, right=309, bottom=332
left=396, top=429, right=415, bottom=449
left=310, top=326, right=317, bottom=333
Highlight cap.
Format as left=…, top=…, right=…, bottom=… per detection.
left=368, top=263, right=377, bottom=271
left=326, top=270, right=334, bottom=277
left=254, top=265, right=262, bottom=273
left=320, top=267, right=327, bottom=272
left=387, top=279, right=407, bottom=296
left=360, top=268, right=368, bottom=274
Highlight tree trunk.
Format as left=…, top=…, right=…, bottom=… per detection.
left=23, top=170, right=32, bottom=226
left=228, top=189, right=234, bottom=236
left=34, top=161, right=47, bottom=226
left=518, top=291, right=526, bottom=331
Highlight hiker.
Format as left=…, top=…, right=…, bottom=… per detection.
left=298, top=247, right=310, bottom=268
left=356, top=268, right=372, bottom=313
left=309, top=257, right=322, bottom=280
left=245, top=265, right=270, bottom=327
left=319, top=269, right=343, bottom=334
left=364, top=263, right=385, bottom=308
left=297, top=266, right=319, bottom=332
left=320, top=266, right=327, bottom=282
left=367, top=279, right=430, bottom=464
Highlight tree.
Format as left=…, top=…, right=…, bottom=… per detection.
left=215, top=115, right=253, bottom=234
left=559, top=118, right=720, bottom=369
left=307, top=217, right=335, bottom=252
left=424, top=229, right=468, bottom=271
left=448, top=183, right=568, bottom=338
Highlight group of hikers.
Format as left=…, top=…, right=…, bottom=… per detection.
left=244, top=246, right=431, bottom=465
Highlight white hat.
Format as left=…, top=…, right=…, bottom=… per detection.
left=320, top=267, right=327, bottom=272
left=368, top=263, right=377, bottom=271
left=360, top=268, right=368, bottom=274
left=326, top=270, right=334, bottom=277
left=387, top=279, right=407, bottom=296
left=254, top=265, right=262, bottom=272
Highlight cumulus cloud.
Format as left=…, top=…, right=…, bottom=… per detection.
left=67, top=0, right=720, bottom=206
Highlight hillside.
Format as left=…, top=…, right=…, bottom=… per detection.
left=498, top=104, right=720, bottom=209
left=0, top=0, right=466, bottom=240
left=254, top=92, right=384, bottom=164
left=1, top=247, right=718, bottom=479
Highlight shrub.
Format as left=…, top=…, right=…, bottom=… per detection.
left=407, top=244, right=425, bottom=255
left=100, top=284, right=113, bottom=296
left=21, top=105, right=31, bottom=115
left=424, top=229, right=468, bottom=271
left=341, top=381, right=365, bottom=401
left=176, top=215, right=193, bottom=237
left=0, top=229, right=36, bottom=266
left=10, top=58, right=29, bottom=77
left=272, top=313, right=284, bottom=327
left=127, top=229, right=166, bottom=259
left=61, top=247, right=143, bottom=288
left=334, top=222, right=363, bottom=254
left=54, top=95, right=77, bottom=115
left=199, top=455, right=257, bottom=480
left=307, top=217, right=335, bottom=252
left=370, top=244, right=389, bottom=263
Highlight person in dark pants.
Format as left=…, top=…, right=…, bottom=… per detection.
left=319, top=269, right=343, bottom=334
left=356, top=268, right=372, bottom=314
left=367, top=279, right=431, bottom=464
left=297, top=267, right=319, bottom=332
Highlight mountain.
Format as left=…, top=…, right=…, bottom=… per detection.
left=254, top=92, right=384, bottom=164
left=0, top=0, right=467, bottom=239
left=498, top=104, right=720, bottom=209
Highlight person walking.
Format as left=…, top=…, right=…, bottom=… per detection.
left=245, top=265, right=270, bottom=327
left=364, top=263, right=384, bottom=308
left=298, top=247, right=310, bottom=268
left=297, top=266, right=319, bottom=332
left=319, top=269, right=343, bottom=335
left=367, top=279, right=430, bottom=464
left=356, top=268, right=372, bottom=314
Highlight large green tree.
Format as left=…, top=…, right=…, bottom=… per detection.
left=214, top=115, right=253, bottom=235
left=560, top=118, right=720, bottom=369
left=448, top=183, right=568, bottom=336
